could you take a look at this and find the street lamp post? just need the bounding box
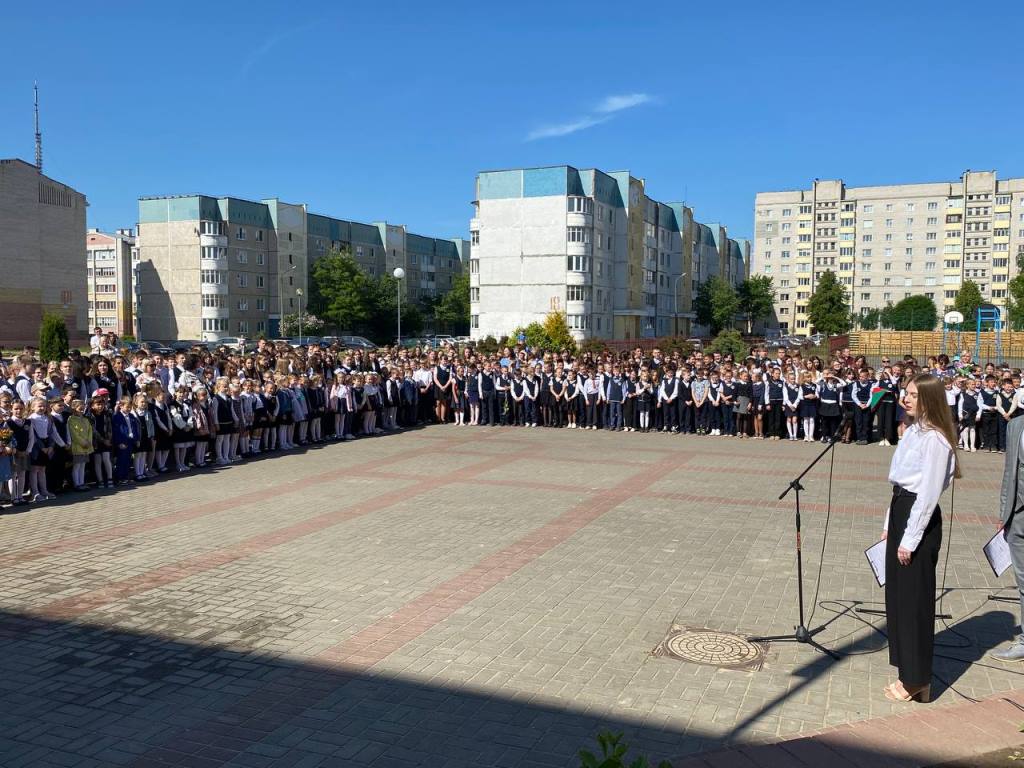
[393,267,405,346]
[673,272,688,336]
[296,288,304,341]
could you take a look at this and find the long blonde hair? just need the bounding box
[909,373,961,479]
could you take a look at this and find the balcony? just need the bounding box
[565,270,591,286]
[200,282,228,295]
[200,233,227,248]
[566,211,592,228]
[201,305,229,319]
[201,257,228,271]
[567,241,591,256]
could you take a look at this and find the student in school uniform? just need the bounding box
[169,387,195,472]
[566,370,583,429]
[26,396,65,501]
[764,367,785,441]
[850,368,875,445]
[510,369,525,426]
[782,371,802,441]
[112,396,140,484]
[605,367,625,431]
[496,367,512,426]
[737,370,753,442]
[692,368,710,436]
[67,399,93,490]
[523,367,539,427]
[678,368,694,435]
[659,368,679,433]
[751,371,765,439]
[958,377,980,452]
[622,369,637,432]
[817,373,842,443]
[798,371,818,443]
[89,394,115,488]
[450,366,466,426]
[706,371,722,436]
[720,370,736,437]
[478,362,496,426]
[876,370,900,446]
[637,370,655,433]
[996,379,1016,452]
[548,368,565,428]
[980,375,1000,452]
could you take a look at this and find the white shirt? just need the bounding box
[886,422,955,551]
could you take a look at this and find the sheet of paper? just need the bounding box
[865,539,886,587]
[983,530,1013,578]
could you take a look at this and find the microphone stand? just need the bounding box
[749,411,851,659]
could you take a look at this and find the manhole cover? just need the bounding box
[653,625,765,671]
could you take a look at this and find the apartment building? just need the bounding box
[136,195,468,341]
[86,228,135,337]
[754,171,1024,332]
[0,158,87,347]
[469,165,748,342]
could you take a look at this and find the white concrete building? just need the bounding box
[469,166,748,342]
[754,171,1024,332]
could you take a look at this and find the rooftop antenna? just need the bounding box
[34,81,42,172]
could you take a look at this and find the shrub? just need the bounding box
[579,338,608,356]
[39,312,69,363]
[706,329,747,361]
[579,731,672,768]
[475,335,500,355]
[659,335,694,358]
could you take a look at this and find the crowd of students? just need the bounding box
[0,335,1013,508]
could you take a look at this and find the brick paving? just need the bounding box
[0,426,1022,767]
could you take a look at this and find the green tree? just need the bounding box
[511,312,577,354]
[884,295,937,331]
[694,276,740,335]
[39,312,69,362]
[1007,272,1024,331]
[858,307,882,330]
[434,273,470,334]
[805,270,851,335]
[737,275,776,334]
[310,249,372,333]
[364,272,423,342]
[954,279,983,326]
[706,329,747,360]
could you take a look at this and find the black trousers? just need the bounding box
[480,391,496,425]
[876,398,897,443]
[765,402,784,437]
[885,486,942,688]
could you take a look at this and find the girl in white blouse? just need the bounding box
[883,373,960,703]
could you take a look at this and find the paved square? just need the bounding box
[1,426,1020,767]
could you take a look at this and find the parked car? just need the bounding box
[140,341,174,356]
[339,335,377,350]
[686,338,703,352]
[286,336,324,347]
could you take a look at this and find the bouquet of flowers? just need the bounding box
[0,427,13,455]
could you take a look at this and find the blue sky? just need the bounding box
[2,1,1023,240]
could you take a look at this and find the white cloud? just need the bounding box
[525,93,653,141]
[526,115,612,141]
[595,93,652,114]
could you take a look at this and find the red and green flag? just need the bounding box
[869,386,888,409]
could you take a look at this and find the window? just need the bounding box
[926,247,937,255]
[237,273,248,287]
[567,285,590,302]
[567,314,589,330]
[470,259,479,274]
[471,314,479,330]
[257,252,264,265]
[256,298,265,311]
[567,227,590,243]
[470,287,480,301]
[927,217,938,226]
[471,230,480,246]
[201,270,222,285]
[885,203,894,212]
[782,208,792,217]
[238,321,249,334]
[201,294,225,308]
[237,250,248,264]
[236,227,246,240]
[862,234,872,242]
[201,246,226,259]
[237,299,248,311]
[928,202,938,211]
[567,255,591,272]
[256,230,263,242]
[925,261,936,271]
[567,197,593,214]
[799,205,811,214]
[781,222,792,231]
[256,276,264,288]
[863,205,873,213]
[202,318,227,332]
[997,195,1011,205]
[906,203,915,211]
[200,221,224,236]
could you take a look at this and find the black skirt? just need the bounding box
[885,486,942,687]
